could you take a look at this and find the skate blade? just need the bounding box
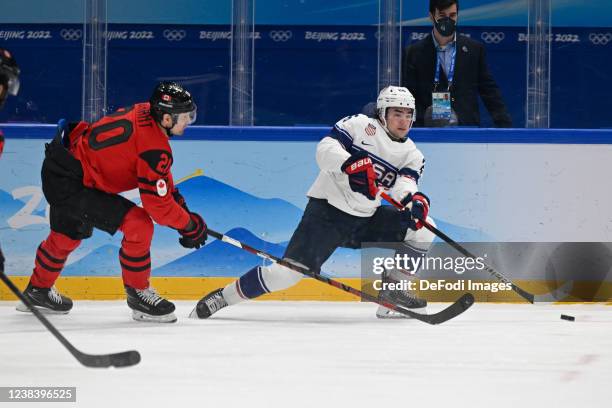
[376,305,427,319]
[131,310,177,323]
[15,302,70,314]
[188,307,199,319]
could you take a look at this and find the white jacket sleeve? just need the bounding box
[316,136,352,173]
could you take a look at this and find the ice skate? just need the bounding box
[16,282,73,314]
[125,285,177,323]
[377,288,428,318]
[376,272,427,319]
[189,288,228,319]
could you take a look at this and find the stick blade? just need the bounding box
[428,292,474,325]
[402,293,475,325]
[76,350,141,368]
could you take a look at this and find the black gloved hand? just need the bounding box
[178,212,207,249]
[400,192,430,230]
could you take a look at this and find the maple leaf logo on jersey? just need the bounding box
[156,179,168,197]
[365,124,377,136]
[162,94,171,102]
[139,150,174,176]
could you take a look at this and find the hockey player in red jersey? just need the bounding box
[18,82,207,323]
[0,48,21,281]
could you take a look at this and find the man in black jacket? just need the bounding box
[401,0,512,127]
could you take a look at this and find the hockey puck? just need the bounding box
[560,314,575,321]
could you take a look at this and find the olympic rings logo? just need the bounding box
[269,30,292,42]
[163,29,186,42]
[60,29,82,41]
[589,33,612,45]
[481,32,505,44]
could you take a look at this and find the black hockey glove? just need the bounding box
[400,192,430,230]
[178,212,207,249]
[341,151,378,200]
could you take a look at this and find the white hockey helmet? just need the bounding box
[376,86,416,139]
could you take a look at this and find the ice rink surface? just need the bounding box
[1,300,610,408]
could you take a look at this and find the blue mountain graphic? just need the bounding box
[176,176,303,243]
[155,227,286,277]
[62,244,121,276]
[2,177,494,278]
[155,227,365,278]
[0,189,24,226]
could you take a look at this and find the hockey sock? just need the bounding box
[223,262,303,305]
[118,206,154,289]
[224,266,270,304]
[31,231,81,288]
[119,248,151,289]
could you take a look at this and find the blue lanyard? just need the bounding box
[434,45,456,88]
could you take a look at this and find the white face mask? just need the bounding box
[174,109,197,126]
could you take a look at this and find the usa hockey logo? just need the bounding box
[365,124,377,136]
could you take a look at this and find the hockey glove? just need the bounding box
[341,151,378,200]
[401,192,430,230]
[178,212,207,249]
[172,188,189,211]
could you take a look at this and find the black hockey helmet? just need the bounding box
[0,48,20,109]
[149,81,196,123]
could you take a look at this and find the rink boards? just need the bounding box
[1,126,611,301]
[1,276,611,303]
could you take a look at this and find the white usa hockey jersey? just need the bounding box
[307,114,425,217]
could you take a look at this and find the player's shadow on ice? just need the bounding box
[2,319,162,335]
[205,316,416,325]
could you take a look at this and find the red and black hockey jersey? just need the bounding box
[70,102,190,230]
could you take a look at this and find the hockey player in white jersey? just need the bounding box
[191,86,436,319]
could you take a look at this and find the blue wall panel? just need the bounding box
[0,24,611,128]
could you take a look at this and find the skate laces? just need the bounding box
[136,287,163,306]
[205,291,227,313]
[49,286,63,304]
[401,287,418,300]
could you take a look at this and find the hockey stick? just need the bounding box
[0,270,141,368]
[380,191,535,303]
[206,228,474,325]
